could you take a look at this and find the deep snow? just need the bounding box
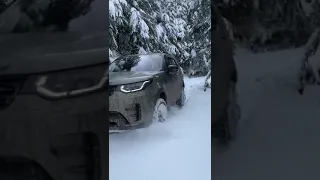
[109,77,211,180]
[213,48,320,180]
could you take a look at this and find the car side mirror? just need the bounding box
[168,65,179,75]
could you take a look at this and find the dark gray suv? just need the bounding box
[0,0,108,180]
[109,53,186,132]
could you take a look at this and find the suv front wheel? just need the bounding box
[152,98,168,123]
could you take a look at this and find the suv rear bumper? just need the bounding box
[109,89,157,131]
[0,92,108,180]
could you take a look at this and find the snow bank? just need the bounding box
[213,39,320,180]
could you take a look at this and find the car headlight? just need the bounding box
[120,80,151,93]
[26,64,108,99]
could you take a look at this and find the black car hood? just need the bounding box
[0,31,107,75]
[109,71,162,85]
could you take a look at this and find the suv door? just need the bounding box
[164,55,182,103]
[170,56,184,96]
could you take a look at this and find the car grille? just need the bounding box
[108,85,117,96]
[0,76,26,109]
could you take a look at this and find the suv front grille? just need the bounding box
[0,76,26,109]
[109,111,129,127]
[108,85,117,96]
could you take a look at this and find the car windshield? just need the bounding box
[109,55,163,72]
[0,0,107,33]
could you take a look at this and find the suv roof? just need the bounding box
[116,53,166,58]
[111,53,173,63]
[0,0,107,33]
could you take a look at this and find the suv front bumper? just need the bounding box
[0,92,108,180]
[109,88,157,131]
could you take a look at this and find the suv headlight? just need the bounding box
[120,80,151,93]
[21,64,108,100]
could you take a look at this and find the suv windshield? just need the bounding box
[0,0,107,33]
[109,55,163,72]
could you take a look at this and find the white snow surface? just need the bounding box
[191,49,196,58]
[109,57,116,63]
[155,24,165,40]
[138,47,147,54]
[109,0,127,20]
[213,48,320,180]
[109,77,211,180]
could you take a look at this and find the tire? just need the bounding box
[176,87,186,107]
[225,81,240,141]
[0,160,52,180]
[152,98,168,123]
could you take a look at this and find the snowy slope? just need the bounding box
[109,77,211,180]
[213,48,320,180]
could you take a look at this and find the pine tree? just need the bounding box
[216,0,320,50]
[108,0,222,76]
[185,0,211,76]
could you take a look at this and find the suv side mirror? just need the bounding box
[168,65,179,75]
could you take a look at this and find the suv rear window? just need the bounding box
[109,55,163,72]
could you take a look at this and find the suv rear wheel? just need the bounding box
[0,158,52,180]
[176,87,186,107]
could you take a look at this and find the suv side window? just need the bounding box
[164,55,177,68]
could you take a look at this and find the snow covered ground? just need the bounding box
[213,48,320,180]
[109,77,211,180]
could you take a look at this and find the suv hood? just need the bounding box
[109,71,162,85]
[0,32,107,75]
